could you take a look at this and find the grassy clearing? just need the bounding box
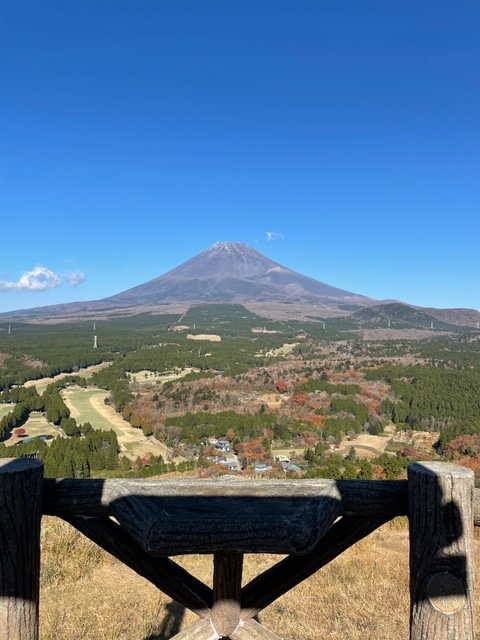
[258,343,298,357]
[271,447,306,459]
[40,516,480,640]
[127,368,195,386]
[24,363,111,394]
[62,388,120,431]
[62,387,184,462]
[0,404,12,420]
[2,411,58,446]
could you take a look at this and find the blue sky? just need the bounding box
[1,1,479,313]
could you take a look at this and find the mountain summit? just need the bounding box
[103,241,375,307]
[3,242,479,327]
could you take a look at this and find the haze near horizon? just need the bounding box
[1,1,479,313]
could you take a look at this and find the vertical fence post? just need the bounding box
[0,458,43,640]
[212,552,243,638]
[409,461,475,640]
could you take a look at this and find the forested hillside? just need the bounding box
[1,306,480,481]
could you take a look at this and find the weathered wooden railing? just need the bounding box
[0,458,477,639]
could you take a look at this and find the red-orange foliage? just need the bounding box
[235,439,266,463]
[364,399,379,414]
[198,464,229,478]
[456,455,480,479]
[444,434,480,458]
[275,379,288,393]
[292,391,309,406]
[371,464,386,480]
[397,446,430,461]
[307,413,324,426]
[13,427,26,437]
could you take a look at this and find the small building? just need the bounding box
[281,461,303,475]
[217,439,231,452]
[253,463,272,473]
[219,458,240,471]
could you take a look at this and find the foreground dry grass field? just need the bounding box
[39,516,480,640]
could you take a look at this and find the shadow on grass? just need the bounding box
[144,600,185,640]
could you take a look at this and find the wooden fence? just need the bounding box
[0,457,477,640]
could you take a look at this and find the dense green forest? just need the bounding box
[1,305,480,481]
[0,428,118,477]
[367,364,480,448]
[0,308,299,389]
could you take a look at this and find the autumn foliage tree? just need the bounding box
[234,439,267,465]
[292,391,309,406]
[444,434,480,458]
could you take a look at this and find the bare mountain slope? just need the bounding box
[417,307,480,328]
[103,241,376,306]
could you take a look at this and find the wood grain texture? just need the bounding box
[409,462,475,640]
[231,618,284,640]
[42,476,410,517]
[169,617,219,640]
[2,459,478,640]
[211,553,243,637]
[42,477,412,556]
[0,458,43,640]
[109,491,343,555]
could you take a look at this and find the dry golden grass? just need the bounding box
[39,517,479,640]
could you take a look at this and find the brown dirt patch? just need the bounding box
[258,393,285,410]
[0,353,10,367]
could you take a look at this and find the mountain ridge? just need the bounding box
[102,241,375,307]
[1,242,479,327]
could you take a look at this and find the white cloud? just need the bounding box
[266,231,284,241]
[64,269,86,287]
[0,265,85,292]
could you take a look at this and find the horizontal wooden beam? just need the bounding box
[42,477,410,555]
[41,477,480,525]
[42,477,410,518]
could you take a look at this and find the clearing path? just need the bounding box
[127,368,195,385]
[24,362,111,394]
[62,387,185,462]
[0,404,13,421]
[336,434,391,460]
